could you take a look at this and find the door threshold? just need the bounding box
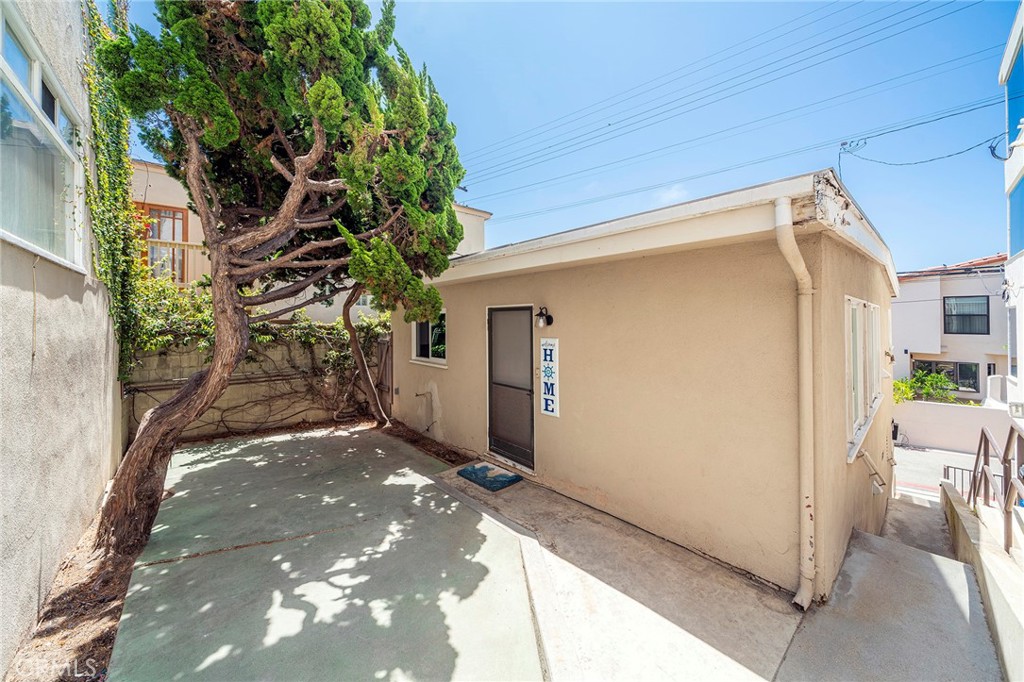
[485,450,536,476]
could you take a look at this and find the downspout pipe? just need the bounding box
[774,197,817,610]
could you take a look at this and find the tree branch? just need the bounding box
[247,286,346,323]
[240,264,341,306]
[225,118,329,253]
[230,256,351,279]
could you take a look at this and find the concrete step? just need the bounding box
[776,530,1001,681]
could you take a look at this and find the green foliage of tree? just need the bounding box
[96,0,462,325]
[94,0,464,553]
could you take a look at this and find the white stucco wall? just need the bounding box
[0,1,121,673]
[893,400,1012,454]
[1005,253,1024,406]
[892,278,941,378]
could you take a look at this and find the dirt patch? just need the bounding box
[385,420,476,467]
[4,515,136,682]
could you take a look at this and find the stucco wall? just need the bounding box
[893,400,1012,454]
[125,341,374,441]
[0,1,121,673]
[394,233,807,591]
[812,235,895,597]
[393,226,895,597]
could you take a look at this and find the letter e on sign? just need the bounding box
[539,338,559,417]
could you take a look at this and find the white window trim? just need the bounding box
[0,4,87,272]
[846,295,883,462]
[411,310,447,367]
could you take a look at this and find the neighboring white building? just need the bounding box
[893,254,1008,402]
[1001,3,1024,411]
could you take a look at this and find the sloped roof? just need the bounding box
[898,253,1006,281]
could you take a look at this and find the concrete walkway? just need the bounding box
[107,427,1003,681]
[437,466,803,680]
[881,492,955,559]
[776,531,1001,682]
[107,427,543,681]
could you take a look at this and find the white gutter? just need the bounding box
[774,196,817,610]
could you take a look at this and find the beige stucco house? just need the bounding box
[0,0,121,672]
[392,169,899,605]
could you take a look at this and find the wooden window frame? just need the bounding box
[136,201,189,284]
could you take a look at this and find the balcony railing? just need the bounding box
[145,239,209,284]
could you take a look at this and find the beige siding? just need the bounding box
[393,228,894,596]
[395,236,806,590]
[812,235,895,596]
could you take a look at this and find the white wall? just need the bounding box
[1005,253,1024,406]
[0,0,121,673]
[893,400,1012,453]
[892,278,941,378]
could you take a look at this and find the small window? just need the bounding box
[988,362,997,377]
[413,313,446,364]
[847,297,882,450]
[40,79,55,122]
[944,296,989,335]
[357,293,372,307]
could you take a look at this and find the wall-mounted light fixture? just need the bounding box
[535,306,554,328]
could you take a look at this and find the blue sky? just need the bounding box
[128,1,1020,271]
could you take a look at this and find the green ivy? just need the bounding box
[83,0,146,380]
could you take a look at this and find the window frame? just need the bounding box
[943,295,990,336]
[137,201,190,284]
[411,310,447,368]
[912,359,982,393]
[846,296,883,461]
[0,6,85,272]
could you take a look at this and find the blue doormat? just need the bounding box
[457,463,523,492]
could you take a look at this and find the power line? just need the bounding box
[466,1,981,187]
[460,0,858,162]
[465,0,890,167]
[468,45,1001,203]
[486,96,1006,225]
[842,133,1005,168]
[468,1,976,184]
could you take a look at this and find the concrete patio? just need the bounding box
[107,427,1002,681]
[107,427,543,681]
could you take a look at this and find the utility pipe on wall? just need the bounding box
[774,197,817,610]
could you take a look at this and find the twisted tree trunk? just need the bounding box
[96,248,249,554]
[342,286,389,426]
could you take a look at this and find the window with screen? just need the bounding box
[944,296,989,335]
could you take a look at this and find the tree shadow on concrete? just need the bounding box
[104,427,527,681]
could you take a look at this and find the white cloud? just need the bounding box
[653,183,689,205]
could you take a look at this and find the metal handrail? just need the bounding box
[968,422,1024,552]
